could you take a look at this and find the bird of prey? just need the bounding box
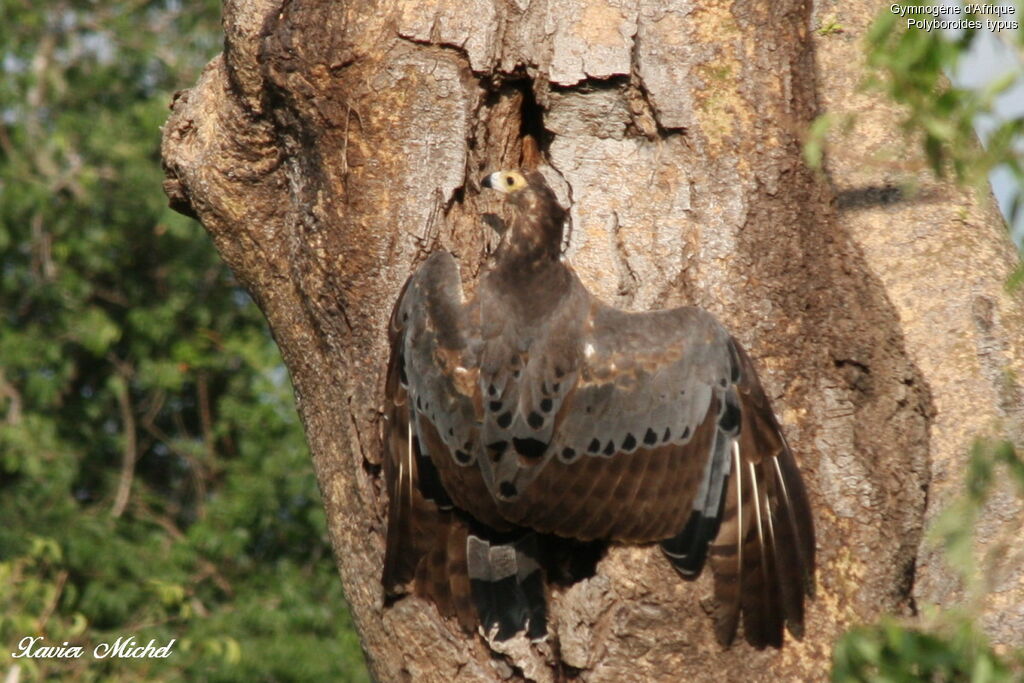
[381,168,815,649]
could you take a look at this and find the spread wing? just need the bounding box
[481,298,738,546]
[470,287,814,647]
[381,252,480,606]
[382,252,545,636]
[383,255,814,646]
[703,340,815,648]
[382,251,495,527]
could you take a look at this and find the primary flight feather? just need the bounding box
[381,169,815,648]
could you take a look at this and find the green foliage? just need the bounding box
[833,615,1013,682]
[865,3,1024,195]
[816,16,846,37]
[807,2,1024,284]
[931,440,1024,585]
[831,440,1024,682]
[808,7,1024,666]
[0,1,368,680]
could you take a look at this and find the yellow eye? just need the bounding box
[485,170,527,194]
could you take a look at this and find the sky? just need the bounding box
[944,6,1024,244]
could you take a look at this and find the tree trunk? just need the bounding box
[160,0,1024,680]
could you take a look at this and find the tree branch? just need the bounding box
[0,371,23,425]
[109,358,137,520]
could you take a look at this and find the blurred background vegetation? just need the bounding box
[865,0,1024,281]
[0,1,369,680]
[828,3,1024,681]
[831,440,1024,681]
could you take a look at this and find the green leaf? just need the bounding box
[69,306,121,355]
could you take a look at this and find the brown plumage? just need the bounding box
[382,169,815,647]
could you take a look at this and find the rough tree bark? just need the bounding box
[161,0,1024,680]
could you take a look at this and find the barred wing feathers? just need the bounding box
[382,251,814,646]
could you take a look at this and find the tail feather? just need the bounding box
[466,530,548,641]
[708,442,745,645]
[774,438,816,595]
[765,453,808,636]
[696,433,814,649]
[739,458,784,648]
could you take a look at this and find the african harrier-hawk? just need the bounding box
[382,169,815,648]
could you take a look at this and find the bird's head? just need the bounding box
[481,169,565,263]
[482,169,528,191]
